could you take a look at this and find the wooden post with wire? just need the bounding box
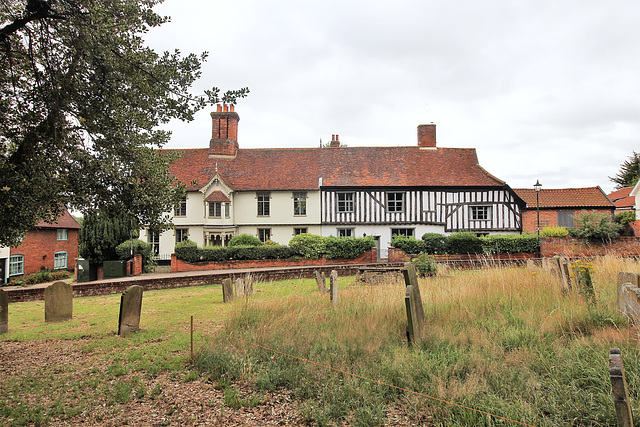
[190,315,194,360]
[403,262,425,346]
[609,348,634,427]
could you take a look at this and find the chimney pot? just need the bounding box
[217,104,222,112]
[330,134,340,148]
[223,104,229,112]
[230,104,235,112]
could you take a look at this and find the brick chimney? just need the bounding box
[209,104,240,157]
[330,134,340,148]
[417,123,436,148]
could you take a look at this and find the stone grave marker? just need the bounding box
[244,273,254,295]
[44,281,73,322]
[617,272,640,323]
[118,285,143,336]
[235,278,245,297]
[552,256,572,293]
[222,278,234,303]
[403,262,425,345]
[315,271,327,294]
[329,270,338,306]
[0,288,7,334]
[609,348,634,427]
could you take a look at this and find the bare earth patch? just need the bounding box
[0,339,431,426]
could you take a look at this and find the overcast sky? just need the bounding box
[145,0,640,194]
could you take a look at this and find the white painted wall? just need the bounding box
[234,190,321,226]
[0,246,9,284]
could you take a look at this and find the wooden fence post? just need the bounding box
[609,348,634,427]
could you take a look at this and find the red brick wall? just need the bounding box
[388,247,411,263]
[540,237,640,257]
[522,209,614,234]
[10,228,79,276]
[171,248,377,273]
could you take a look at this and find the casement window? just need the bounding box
[208,202,222,218]
[175,196,187,217]
[56,229,68,241]
[294,228,307,236]
[225,202,231,218]
[258,228,271,243]
[9,255,23,276]
[257,192,270,216]
[147,230,160,256]
[470,205,491,221]
[557,211,575,228]
[337,228,354,238]
[175,228,189,243]
[293,192,307,216]
[391,228,414,238]
[54,252,67,270]
[337,192,354,213]
[387,192,404,212]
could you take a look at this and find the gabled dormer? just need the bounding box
[201,173,234,221]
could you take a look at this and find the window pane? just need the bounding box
[558,211,575,228]
[471,206,490,221]
[387,192,404,212]
[9,255,23,276]
[258,228,271,243]
[175,197,187,216]
[294,192,307,216]
[57,229,68,241]
[258,193,270,216]
[54,252,67,269]
[337,193,354,213]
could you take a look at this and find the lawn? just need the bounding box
[2,257,640,426]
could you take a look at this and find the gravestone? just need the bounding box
[315,271,327,294]
[617,272,640,323]
[0,288,7,334]
[44,281,73,322]
[552,256,572,293]
[117,285,143,336]
[244,273,254,295]
[235,278,245,297]
[329,270,338,306]
[403,262,425,345]
[609,348,634,427]
[222,278,234,303]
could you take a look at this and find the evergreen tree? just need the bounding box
[610,151,640,189]
[79,210,139,263]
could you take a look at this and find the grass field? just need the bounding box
[2,257,640,426]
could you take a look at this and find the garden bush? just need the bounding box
[228,234,262,247]
[446,232,482,254]
[116,239,155,273]
[288,233,326,258]
[573,211,622,242]
[540,227,569,237]
[480,234,539,254]
[421,233,447,254]
[411,254,438,276]
[391,235,426,255]
[324,236,375,259]
[176,244,294,263]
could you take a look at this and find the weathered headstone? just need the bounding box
[609,348,634,427]
[552,256,572,293]
[117,285,143,336]
[0,288,7,334]
[315,271,327,294]
[617,272,640,323]
[403,262,425,345]
[329,270,338,306]
[235,278,245,297]
[222,278,234,303]
[44,281,73,322]
[244,273,254,295]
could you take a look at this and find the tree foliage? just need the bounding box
[610,151,640,189]
[78,210,138,263]
[0,0,248,246]
[572,211,622,242]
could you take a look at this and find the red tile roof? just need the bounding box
[513,187,614,209]
[36,210,81,229]
[163,146,507,191]
[607,187,635,209]
[205,190,231,203]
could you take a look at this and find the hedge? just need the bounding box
[175,244,294,263]
[392,233,540,255]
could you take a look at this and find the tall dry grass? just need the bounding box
[196,257,640,426]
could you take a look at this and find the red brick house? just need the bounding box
[513,187,615,233]
[5,210,81,281]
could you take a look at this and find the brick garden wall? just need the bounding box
[171,248,378,273]
[540,237,640,257]
[522,208,614,234]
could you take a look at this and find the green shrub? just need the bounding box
[421,233,447,254]
[540,226,569,237]
[116,239,155,273]
[324,236,375,259]
[228,234,262,247]
[573,211,622,242]
[480,234,539,254]
[411,254,438,276]
[446,232,482,254]
[390,235,426,255]
[615,211,637,236]
[174,239,199,262]
[289,233,326,258]
[175,245,294,263]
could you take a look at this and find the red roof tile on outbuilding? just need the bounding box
[513,187,614,209]
[36,210,81,229]
[607,187,635,209]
